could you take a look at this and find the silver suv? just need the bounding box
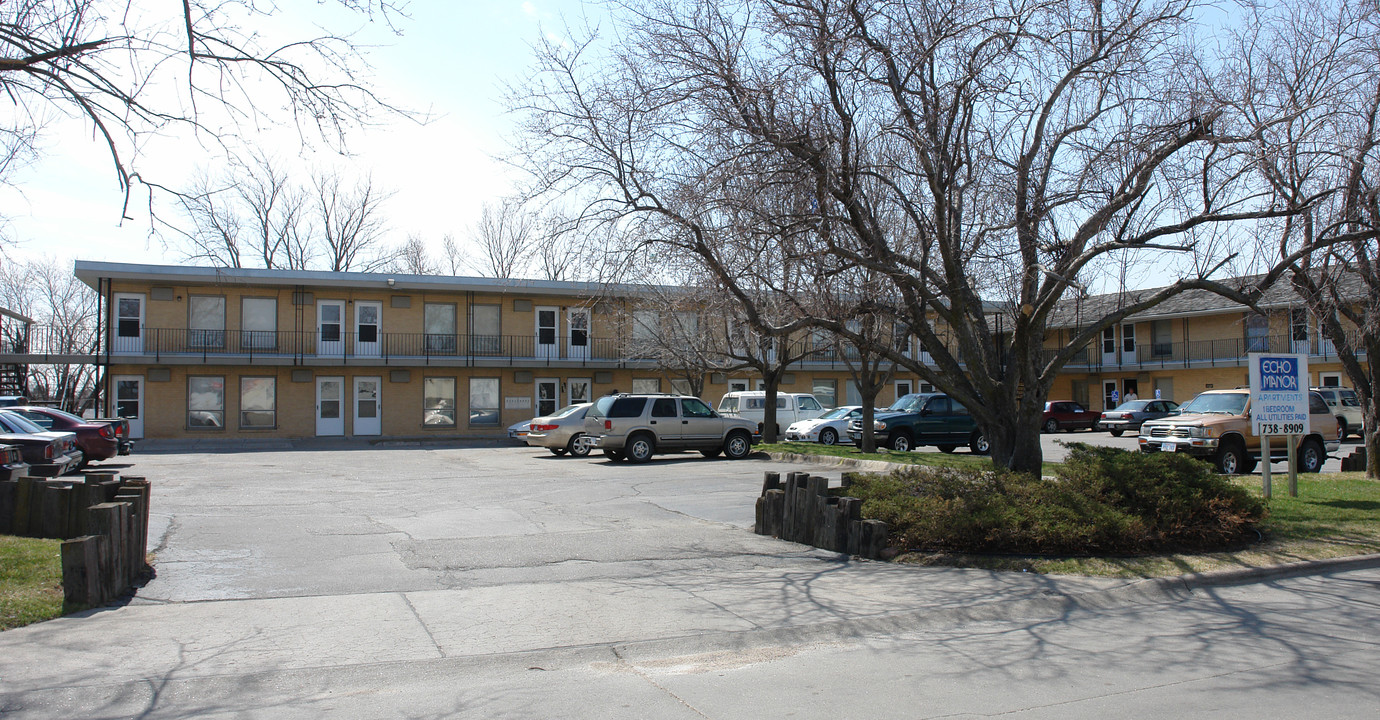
[576,393,758,463]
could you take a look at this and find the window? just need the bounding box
[682,398,715,417]
[1151,319,1173,358]
[471,304,501,354]
[425,303,457,354]
[189,296,225,348]
[188,376,225,428]
[652,398,678,417]
[926,397,952,414]
[423,378,456,427]
[240,377,276,428]
[670,378,693,396]
[673,311,698,346]
[631,377,661,394]
[1245,313,1270,352]
[241,297,277,350]
[607,397,648,417]
[469,377,500,425]
[798,395,822,411]
[813,379,837,408]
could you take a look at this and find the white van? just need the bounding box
[716,391,827,435]
[1311,386,1364,439]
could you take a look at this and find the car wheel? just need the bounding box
[1296,438,1325,473]
[1042,419,1059,433]
[1241,455,1259,475]
[969,431,990,455]
[1109,429,1124,437]
[819,428,839,446]
[625,434,656,463]
[889,432,913,452]
[724,431,752,459]
[604,449,625,462]
[567,433,590,457]
[1213,441,1247,474]
[936,444,956,454]
[700,447,722,458]
[1337,418,1348,440]
[549,447,567,456]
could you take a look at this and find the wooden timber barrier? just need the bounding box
[0,473,151,608]
[754,471,889,559]
[1341,447,1368,472]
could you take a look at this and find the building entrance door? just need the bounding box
[354,377,381,435]
[316,376,345,436]
[113,375,144,438]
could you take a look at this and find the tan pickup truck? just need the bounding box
[1138,388,1340,474]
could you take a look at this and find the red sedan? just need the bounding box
[1041,401,1101,433]
[5,406,120,467]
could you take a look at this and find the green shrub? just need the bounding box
[845,445,1267,555]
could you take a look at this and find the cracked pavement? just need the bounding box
[1,442,1377,718]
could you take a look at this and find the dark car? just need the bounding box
[847,393,988,454]
[0,410,82,477]
[6,406,122,465]
[1040,401,1100,433]
[1098,399,1180,437]
[0,444,29,480]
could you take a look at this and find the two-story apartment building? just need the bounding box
[74,261,1368,440]
[75,261,931,440]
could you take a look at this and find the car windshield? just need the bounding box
[0,411,47,434]
[818,407,852,420]
[1114,400,1151,411]
[887,394,926,412]
[1178,393,1248,415]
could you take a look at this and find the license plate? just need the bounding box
[1160,441,1176,451]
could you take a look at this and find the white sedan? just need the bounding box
[784,405,869,446]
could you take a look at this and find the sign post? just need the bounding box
[1249,352,1309,498]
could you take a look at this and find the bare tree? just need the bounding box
[0,0,412,224]
[314,172,398,272]
[511,0,1327,473]
[459,199,540,278]
[0,257,99,412]
[391,234,439,275]
[171,153,311,269]
[1236,0,1380,477]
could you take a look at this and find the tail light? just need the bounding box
[532,424,558,432]
[99,425,115,439]
[605,420,613,430]
[44,443,54,460]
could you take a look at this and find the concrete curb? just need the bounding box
[765,451,910,473]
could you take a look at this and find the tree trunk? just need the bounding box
[762,372,781,443]
[858,387,882,453]
[982,393,1046,475]
[1365,405,1379,480]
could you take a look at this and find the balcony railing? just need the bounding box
[108,328,624,365]
[1054,333,1360,370]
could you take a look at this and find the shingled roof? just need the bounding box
[1046,271,1369,329]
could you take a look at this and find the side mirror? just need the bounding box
[919,408,932,416]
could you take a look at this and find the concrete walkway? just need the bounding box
[2,444,1376,718]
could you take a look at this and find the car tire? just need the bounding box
[567,433,590,457]
[724,431,752,459]
[1109,429,1124,437]
[604,449,625,462]
[1213,441,1247,474]
[969,431,990,455]
[889,432,913,452]
[936,444,956,454]
[1241,455,1259,474]
[1337,418,1348,440]
[1042,419,1059,433]
[819,428,838,446]
[1296,438,1325,474]
[625,434,656,463]
[549,447,567,456]
[700,447,722,458]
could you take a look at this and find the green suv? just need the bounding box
[847,393,989,454]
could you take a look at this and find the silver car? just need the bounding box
[525,403,593,456]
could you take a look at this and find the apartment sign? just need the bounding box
[1248,352,1310,436]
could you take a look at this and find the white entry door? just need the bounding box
[354,377,381,436]
[536,378,559,417]
[1121,323,1137,364]
[568,377,592,406]
[316,376,345,436]
[567,308,590,360]
[355,301,382,357]
[1101,326,1117,367]
[113,293,144,354]
[318,300,345,357]
[113,375,144,439]
[535,306,558,359]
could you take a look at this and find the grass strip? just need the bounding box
[0,535,64,631]
[760,441,1063,475]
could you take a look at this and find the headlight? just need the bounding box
[1185,426,1212,438]
[874,421,887,431]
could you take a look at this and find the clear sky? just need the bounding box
[0,1,598,269]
